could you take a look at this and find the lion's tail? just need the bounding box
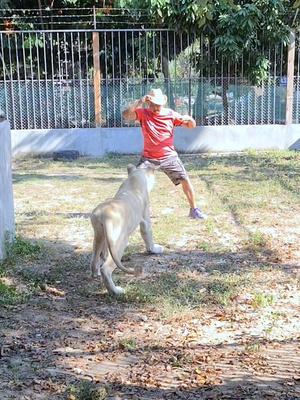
[104,220,137,276]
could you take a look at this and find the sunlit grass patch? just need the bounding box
[205,272,251,306]
[251,291,275,308]
[121,272,205,310]
[119,267,253,314]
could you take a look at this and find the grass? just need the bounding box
[1,150,300,399]
[66,381,108,400]
[3,149,300,314]
[251,291,275,308]
[3,233,44,262]
[0,234,47,304]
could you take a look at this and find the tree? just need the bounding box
[119,0,299,122]
[206,0,292,122]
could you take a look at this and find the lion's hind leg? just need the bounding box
[101,235,129,295]
[101,260,124,295]
[90,221,106,278]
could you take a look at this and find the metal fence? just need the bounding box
[0,29,299,130]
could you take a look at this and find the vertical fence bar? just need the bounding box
[166,31,170,99]
[64,32,70,127]
[8,35,17,128]
[104,31,109,126]
[138,31,142,87]
[241,50,245,125]
[84,32,91,127]
[273,45,277,124]
[295,33,300,123]
[286,30,295,125]
[36,31,43,129]
[43,32,50,128]
[50,32,56,128]
[14,33,22,129]
[124,30,128,94]
[70,32,76,126]
[111,31,115,127]
[77,32,84,126]
[0,33,8,119]
[57,32,63,127]
[131,31,135,97]
[267,46,271,124]
[152,32,156,86]
[93,30,101,127]
[118,30,122,126]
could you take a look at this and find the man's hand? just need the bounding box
[182,115,193,121]
[181,115,196,128]
[141,95,151,103]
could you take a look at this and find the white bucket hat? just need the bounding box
[148,88,167,106]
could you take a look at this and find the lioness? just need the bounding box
[90,163,163,294]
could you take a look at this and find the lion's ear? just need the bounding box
[127,164,136,175]
[143,161,159,171]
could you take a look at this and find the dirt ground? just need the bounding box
[1,154,300,399]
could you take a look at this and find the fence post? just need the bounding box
[285,30,295,125]
[93,31,102,127]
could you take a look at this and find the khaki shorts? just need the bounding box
[136,155,189,186]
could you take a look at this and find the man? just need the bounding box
[122,88,206,219]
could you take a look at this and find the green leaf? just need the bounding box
[292,0,300,8]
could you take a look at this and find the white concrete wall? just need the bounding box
[11,124,300,157]
[0,119,15,259]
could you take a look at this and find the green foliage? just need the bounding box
[250,230,267,246]
[0,279,20,305]
[251,291,275,308]
[0,0,10,11]
[3,234,43,263]
[23,34,44,49]
[206,273,248,306]
[0,235,46,304]
[118,337,137,351]
[124,272,205,310]
[118,0,293,107]
[66,381,108,400]
[293,0,300,8]
[212,0,290,83]
[121,269,250,312]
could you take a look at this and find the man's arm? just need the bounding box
[122,95,150,120]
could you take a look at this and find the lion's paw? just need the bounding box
[152,244,164,254]
[114,286,125,294]
[91,269,102,279]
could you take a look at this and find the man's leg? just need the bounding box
[147,155,207,219]
[181,177,196,209]
[181,177,207,219]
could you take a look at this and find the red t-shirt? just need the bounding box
[135,107,184,159]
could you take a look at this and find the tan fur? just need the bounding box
[90,163,163,294]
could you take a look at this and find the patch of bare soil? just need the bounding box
[1,243,300,400]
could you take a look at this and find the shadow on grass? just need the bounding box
[12,172,126,185]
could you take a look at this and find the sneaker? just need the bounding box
[189,207,207,219]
